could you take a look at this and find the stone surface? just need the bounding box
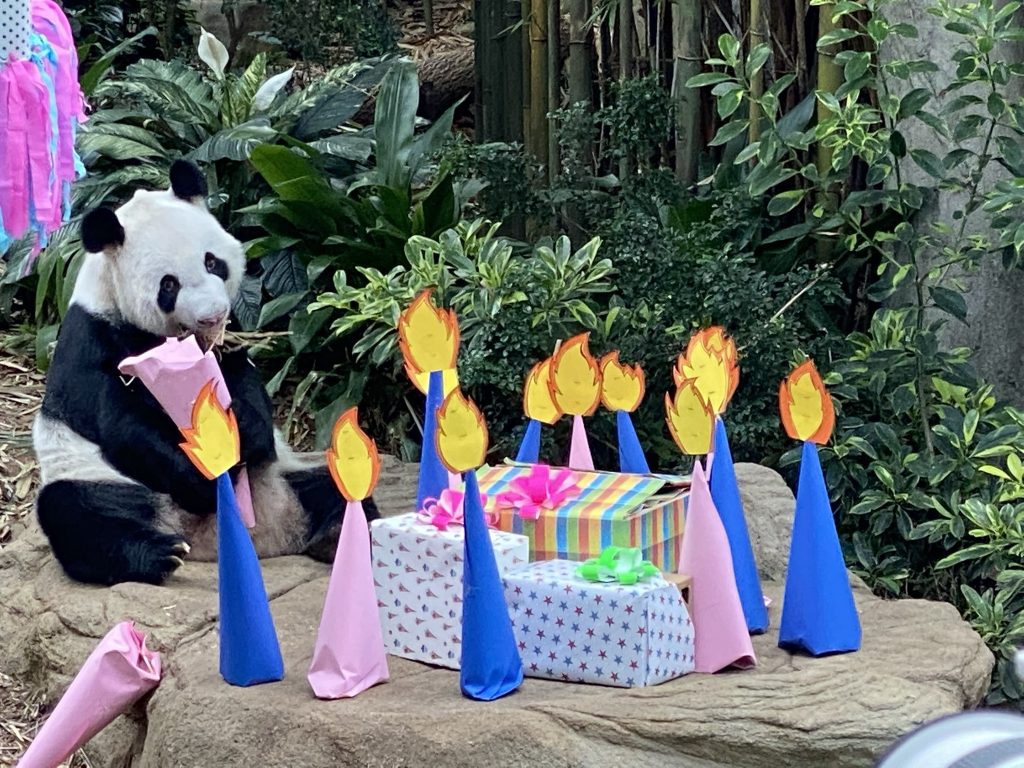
[735,462,794,581]
[0,462,993,768]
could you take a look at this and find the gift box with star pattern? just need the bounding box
[370,513,529,669]
[501,559,695,687]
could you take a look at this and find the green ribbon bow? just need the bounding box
[576,546,660,586]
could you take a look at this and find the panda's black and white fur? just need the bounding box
[33,160,376,586]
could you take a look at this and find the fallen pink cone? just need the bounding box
[308,500,390,698]
[119,336,256,528]
[568,414,595,470]
[16,621,162,768]
[679,461,756,673]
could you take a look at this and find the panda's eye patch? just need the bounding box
[204,252,228,281]
[157,274,180,313]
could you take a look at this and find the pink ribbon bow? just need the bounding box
[495,464,581,521]
[417,488,496,530]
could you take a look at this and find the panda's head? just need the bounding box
[77,160,244,347]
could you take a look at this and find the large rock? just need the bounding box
[0,462,994,768]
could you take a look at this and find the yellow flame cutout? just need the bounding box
[398,289,460,396]
[779,360,835,444]
[665,380,716,456]
[435,388,489,473]
[600,351,645,412]
[523,358,562,425]
[549,333,603,416]
[326,407,381,501]
[673,326,739,415]
[179,380,240,480]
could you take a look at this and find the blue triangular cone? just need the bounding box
[616,410,650,474]
[778,442,861,655]
[460,470,524,700]
[514,419,542,463]
[216,473,284,686]
[708,417,768,633]
[416,370,449,510]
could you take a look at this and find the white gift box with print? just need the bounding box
[370,512,529,669]
[502,559,695,687]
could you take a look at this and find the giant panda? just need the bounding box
[32,160,377,586]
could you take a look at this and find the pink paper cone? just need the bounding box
[118,336,256,528]
[568,414,594,471]
[448,470,462,490]
[308,500,390,699]
[16,622,162,768]
[679,461,756,673]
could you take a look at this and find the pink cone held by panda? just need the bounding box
[678,461,756,673]
[307,408,389,699]
[15,622,162,768]
[118,336,256,528]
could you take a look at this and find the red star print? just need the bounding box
[629,660,639,670]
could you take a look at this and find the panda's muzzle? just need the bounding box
[192,311,228,351]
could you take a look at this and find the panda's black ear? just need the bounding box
[81,208,125,253]
[169,160,208,204]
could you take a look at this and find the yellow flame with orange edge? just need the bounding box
[435,389,489,473]
[548,333,602,416]
[179,380,239,480]
[326,407,381,501]
[665,379,716,456]
[398,289,460,396]
[600,351,645,412]
[673,326,739,415]
[523,358,562,425]
[779,360,835,444]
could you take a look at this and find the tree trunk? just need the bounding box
[671,0,700,184]
[547,0,561,181]
[529,0,549,167]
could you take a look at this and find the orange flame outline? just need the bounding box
[665,379,716,456]
[179,380,240,480]
[548,333,603,416]
[779,359,835,444]
[435,388,489,473]
[672,326,740,415]
[600,351,645,412]
[523,358,562,425]
[326,406,381,501]
[397,289,461,395]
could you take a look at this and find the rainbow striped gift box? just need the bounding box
[477,464,689,571]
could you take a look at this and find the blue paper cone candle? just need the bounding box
[708,417,768,633]
[600,352,650,473]
[178,381,283,686]
[515,357,562,463]
[416,370,450,509]
[434,387,523,701]
[778,361,860,656]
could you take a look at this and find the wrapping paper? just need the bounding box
[370,512,529,669]
[778,442,861,655]
[459,470,524,700]
[16,622,161,768]
[503,560,695,687]
[480,464,687,570]
[308,500,389,698]
[708,417,768,633]
[679,461,756,673]
[118,336,256,528]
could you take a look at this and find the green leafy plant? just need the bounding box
[263,0,398,63]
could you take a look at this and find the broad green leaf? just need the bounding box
[929,285,968,321]
[373,59,420,190]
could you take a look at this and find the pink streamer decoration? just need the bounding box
[417,488,496,530]
[495,464,581,521]
[16,622,162,768]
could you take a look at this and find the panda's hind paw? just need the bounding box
[123,532,190,585]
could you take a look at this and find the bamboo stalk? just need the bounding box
[567,0,592,108]
[794,0,808,93]
[504,0,525,141]
[474,0,486,138]
[522,0,532,147]
[671,0,701,184]
[816,3,841,185]
[547,0,561,182]
[748,0,764,145]
[530,0,549,167]
[425,0,435,36]
[618,0,634,181]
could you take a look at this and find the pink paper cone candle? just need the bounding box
[568,414,595,471]
[16,622,161,768]
[118,335,256,528]
[308,408,389,699]
[678,461,756,673]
